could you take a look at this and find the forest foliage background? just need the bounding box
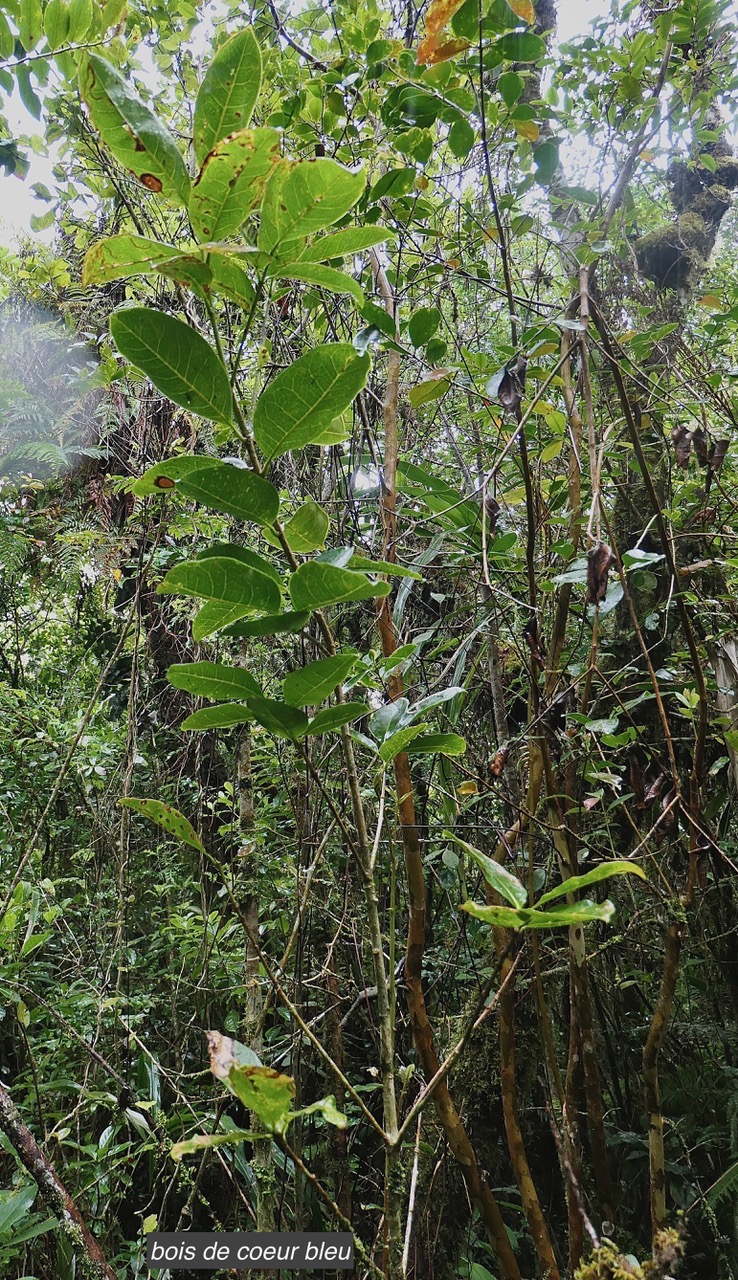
[1,0,738,1277]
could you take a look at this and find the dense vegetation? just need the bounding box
[1,0,738,1277]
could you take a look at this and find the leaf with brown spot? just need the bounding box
[120,797,204,852]
[586,541,615,605]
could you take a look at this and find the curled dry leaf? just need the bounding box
[489,744,510,778]
[586,541,616,605]
[498,354,528,414]
[642,767,666,808]
[416,0,466,64]
[207,1030,236,1079]
[672,425,692,467]
[710,439,729,472]
[691,427,708,467]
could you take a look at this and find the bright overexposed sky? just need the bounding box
[0,0,613,249]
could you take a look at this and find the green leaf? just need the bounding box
[447,834,527,908]
[290,562,391,611]
[350,555,423,580]
[408,372,453,407]
[171,1129,261,1161]
[194,28,263,165]
[44,0,70,50]
[283,654,358,707]
[80,54,190,205]
[82,235,182,286]
[533,139,560,184]
[498,70,523,108]
[132,455,220,496]
[159,557,281,612]
[448,117,474,158]
[67,0,92,39]
[280,500,330,553]
[535,861,647,908]
[495,31,546,61]
[406,732,467,756]
[196,543,281,584]
[408,306,441,348]
[190,127,281,241]
[275,262,364,306]
[180,705,253,731]
[299,226,394,262]
[462,898,616,929]
[168,661,262,702]
[225,1065,296,1134]
[206,255,256,308]
[222,611,310,638]
[292,1094,347,1129]
[253,344,370,461]
[307,702,369,735]
[111,309,233,425]
[175,460,279,524]
[19,0,43,50]
[246,697,309,741]
[192,601,255,642]
[379,723,429,762]
[119,798,204,853]
[259,159,366,255]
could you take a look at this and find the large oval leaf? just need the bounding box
[111,308,233,425]
[307,702,369,735]
[119,798,204,853]
[274,262,364,306]
[176,460,279,525]
[259,159,366,255]
[80,54,190,205]
[290,562,391,611]
[406,732,467,756]
[253,344,370,461]
[159,556,281,612]
[168,661,261,702]
[194,28,263,165]
[222,611,310,638]
[298,226,395,263]
[245,697,309,741]
[283,653,358,707]
[180,705,253,731]
[190,127,281,241]
[132,455,220,496]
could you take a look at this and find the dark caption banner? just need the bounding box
[147,1232,354,1271]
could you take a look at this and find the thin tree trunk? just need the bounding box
[642,920,683,1238]
[0,1081,117,1280]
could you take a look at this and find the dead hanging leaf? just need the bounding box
[642,768,666,808]
[654,787,678,843]
[710,439,729,472]
[629,753,645,807]
[691,427,708,466]
[416,0,467,64]
[207,1030,238,1080]
[489,744,510,778]
[583,796,600,812]
[522,614,545,669]
[586,541,616,605]
[671,425,692,467]
[694,841,711,891]
[487,355,528,414]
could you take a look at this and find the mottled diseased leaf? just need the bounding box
[171,1129,261,1161]
[80,54,190,205]
[448,833,527,908]
[194,29,263,165]
[223,1065,294,1131]
[586,541,616,606]
[283,653,358,707]
[190,127,281,241]
[119,797,204,853]
[536,860,647,908]
[82,235,182,286]
[132,455,220,497]
[462,897,616,929]
[111,309,233,425]
[259,159,366,256]
[206,1030,261,1077]
[167,661,262,702]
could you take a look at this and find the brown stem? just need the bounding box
[642,919,684,1239]
[0,1082,117,1280]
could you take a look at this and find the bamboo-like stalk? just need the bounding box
[370,253,522,1280]
[642,920,684,1235]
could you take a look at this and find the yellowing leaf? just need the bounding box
[697,294,722,310]
[506,0,535,21]
[457,780,478,795]
[416,0,467,64]
[515,120,540,142]
[421,37,471,64]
